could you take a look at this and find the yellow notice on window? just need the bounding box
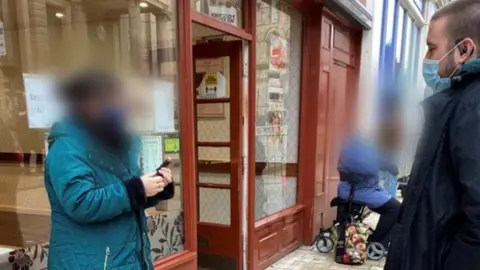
[164,137,180,153]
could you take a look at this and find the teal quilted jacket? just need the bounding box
[44,119,172,270]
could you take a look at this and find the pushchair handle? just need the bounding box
[347,182,356,223]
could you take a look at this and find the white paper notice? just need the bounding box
[153,80,175,133]
[198,72,226,98]
[140,135,163,174]
[23,73,61,129]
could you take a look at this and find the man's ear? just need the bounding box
[459,38,475,64]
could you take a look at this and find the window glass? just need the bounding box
[396,11,411,86]
[0,0,183,267]
[255,0,302,221]
[384,0,396,44]
[411,23,421,86]
[379,0,398,89]
[192,0,243,28]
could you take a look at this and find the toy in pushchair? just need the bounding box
[313,186,387,261]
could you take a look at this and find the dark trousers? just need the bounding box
[369,198,401,247]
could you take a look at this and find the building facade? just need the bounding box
[0,0,374,269]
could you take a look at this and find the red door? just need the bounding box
[317,15,361,228]
[193,40,243,270]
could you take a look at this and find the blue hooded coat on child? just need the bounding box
[337,136,392,209]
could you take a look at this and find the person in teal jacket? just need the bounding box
[44,69,174,270]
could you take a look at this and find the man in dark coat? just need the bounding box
[385,1,480,270]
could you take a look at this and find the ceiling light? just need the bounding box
[139,2,148,8]
[55,12,64,18]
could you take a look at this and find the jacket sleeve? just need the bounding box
[446,109,480,268]
[146,182,175,208]
[47,144,140,224]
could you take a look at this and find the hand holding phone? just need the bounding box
[156,157,173,185]
[156,157,172,173]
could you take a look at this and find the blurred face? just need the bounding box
[77,87,126,124]
[425,16,476,77]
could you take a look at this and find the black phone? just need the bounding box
[155,157,172,175]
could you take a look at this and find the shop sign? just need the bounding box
[209,5,238,26]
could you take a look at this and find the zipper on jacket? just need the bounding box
[103,247,110,270]
[142,232,149,269]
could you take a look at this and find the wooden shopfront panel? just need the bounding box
[317,13,362,230]
[250,1,305,269]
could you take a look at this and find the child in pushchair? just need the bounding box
[314,135,401,261]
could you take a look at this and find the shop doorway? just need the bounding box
[192,39,244,270]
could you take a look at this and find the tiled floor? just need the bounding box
[267,212,385,270]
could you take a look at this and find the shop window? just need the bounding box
[0,0,183,267]
[255,0,302,221]
[192,0,243,28]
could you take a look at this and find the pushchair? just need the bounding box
[313,183,387,261]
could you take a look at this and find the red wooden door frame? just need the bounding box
[320,11,362,229]
[193,40,243,270]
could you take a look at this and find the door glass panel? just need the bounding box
[195,56,231,99]
[198,146,230,162]
[199,187,231,225]
[191,0,243,28]
[198,146,231,185]
[197,103,230,142]
[199,172,231,185]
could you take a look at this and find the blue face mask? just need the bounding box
[422,59,452,93]
[422,42,463,93]
[100,107,127,132]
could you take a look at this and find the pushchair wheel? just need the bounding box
[367,242,386,261]
[316,236,334,253]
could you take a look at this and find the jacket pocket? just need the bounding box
[443,237,480,270]
[107,242,138,269]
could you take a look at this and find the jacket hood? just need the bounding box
[337,135,380,177]
[48,119,82,148]
[460,56,480,74]
[451,57,480,88]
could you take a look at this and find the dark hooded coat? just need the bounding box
[385,58,480,270]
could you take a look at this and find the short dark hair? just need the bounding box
[431,0,480,47]
[58,69,121,104]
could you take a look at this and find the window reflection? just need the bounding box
[255,0,302,221]
[192,0,243,28]
[0,0,183,266]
